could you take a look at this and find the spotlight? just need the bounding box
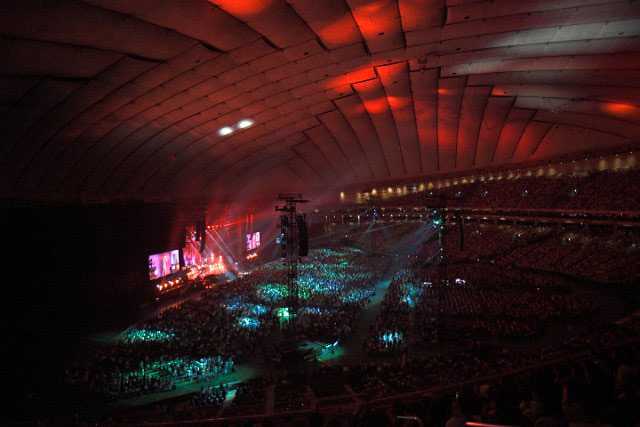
[218,126,234,136]
[237,119,254,129]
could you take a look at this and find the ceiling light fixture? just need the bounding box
[237,119,254,129]
[217,118,254,137]
[218,126,234,136]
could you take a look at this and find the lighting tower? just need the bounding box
[428,207,447,285]
[431,208,445,254]
[275,193,309,319]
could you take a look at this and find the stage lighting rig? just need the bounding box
[431,209,444,229]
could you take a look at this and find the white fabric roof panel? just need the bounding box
[399,0,445,31]
[305,125,354,182]
[335,94,391,179]
[512,120,553,162]
[468,70,640,87]
[474,96,514,167]
[84,0,261,51]
[456,85,491,170]
[446,0,617,25]
[1,38,122,78]
[209,0,316,48]
[1,0,196,60]
[534,110,640,140]
[410,68,440,173]
[532,124,627,160]
[1,79,80,164]
[14,57,160,192]
[353,78,407,176]
[0,0,638,201]
[319,110,374,181]
[377,62,422,176]
[286,0,364,49]
[294,140,337,183]
[493,108,535,164]
[437,76,466,171]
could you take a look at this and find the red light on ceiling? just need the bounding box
[603,103,636,115]
[351,1,386,15]
[387,95,409,109]
[349,0,398,38]
[362,97,388,114]
[316,14,362,47]
[209,0,272,17]
[323,66,375,90]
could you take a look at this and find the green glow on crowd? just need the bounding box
[380,331,403,347]
[248,303,269,316]
[126,356,233,380]
[340,288,371,303]
[300,306,334,315]
[275,307,292,320]
[257,283,289,302]
[401,283,424,308]
[225,297,269,317]
[225,388,237,401]
[297,285,311,300]
[257,282,312,302]
[83,245,388,400]
[298,274,344,295]
[122,328,175,344]
[299,341,344,363]
[237,316,260,329]
[224,297,245,311]
[316,342,344,363]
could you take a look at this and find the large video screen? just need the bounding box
[148,249,180,280]
[246,232,261,251]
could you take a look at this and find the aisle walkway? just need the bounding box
[340,273,392,363]
[340,223,436,364]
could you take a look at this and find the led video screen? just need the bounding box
[148,249,180,280]
[246,232,260,251]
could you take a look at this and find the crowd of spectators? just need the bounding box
[222,378,268,417]
[61,215,640,426]
[365,260,598,357]
[368,168,640,212]
[65,247,388,400]
[441,224,554,263]
[408,221,640,284]
[274,382,311,413]
[104,313,639,426]
[496,227,640,282]
[192,384,227,409]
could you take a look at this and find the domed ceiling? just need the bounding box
[1,0,639,202]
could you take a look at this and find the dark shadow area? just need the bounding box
[1,200,184,421]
